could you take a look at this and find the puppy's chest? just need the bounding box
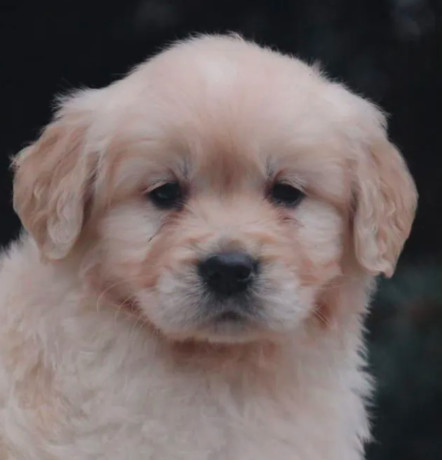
[0,304,364,460]
[57,361,298,459]
[48,349,352,460]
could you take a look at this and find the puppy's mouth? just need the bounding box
[201,295,259,325]
[197,298,263,339]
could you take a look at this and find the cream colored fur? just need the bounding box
[0,35,417,459]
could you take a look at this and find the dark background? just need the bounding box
[1,1,441,458]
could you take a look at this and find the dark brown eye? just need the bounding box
[269,183,304,207]
[149,182,184,209]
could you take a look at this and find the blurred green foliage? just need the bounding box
[367,265,442,459]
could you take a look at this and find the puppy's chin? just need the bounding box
[166,325,275,346]
[180,316,274,345]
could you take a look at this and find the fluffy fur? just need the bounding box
[0,35,417,459]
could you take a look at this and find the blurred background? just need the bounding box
[1,0,441,458]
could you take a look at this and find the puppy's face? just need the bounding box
[13,36,417,344]
[99,122,346,343]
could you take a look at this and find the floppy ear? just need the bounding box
[13,95,97,260]
[352,134,417,278]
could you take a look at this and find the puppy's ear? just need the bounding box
[13,92,98,260]
[352,133,417,278]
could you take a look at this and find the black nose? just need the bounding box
[198,251,258,297]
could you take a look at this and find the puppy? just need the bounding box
[0,35,417,459]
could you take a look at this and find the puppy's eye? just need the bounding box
[149,182,184,209]
[269,183,304,207]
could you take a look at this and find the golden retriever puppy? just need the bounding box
[0,35,417,459]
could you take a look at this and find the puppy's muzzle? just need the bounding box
[198,251,258,298]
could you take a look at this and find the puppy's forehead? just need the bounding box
[126,37,328,127]
[106,37,356,203]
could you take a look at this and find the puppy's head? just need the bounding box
[13,35,417,344]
